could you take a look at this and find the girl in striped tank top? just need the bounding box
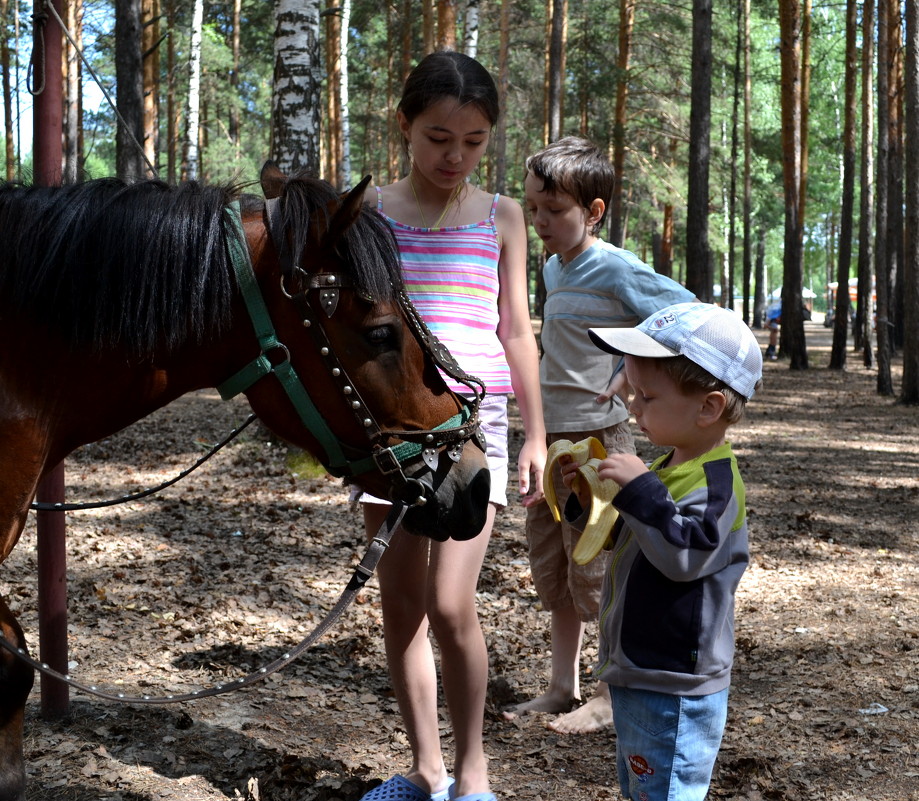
[357,52,546,801]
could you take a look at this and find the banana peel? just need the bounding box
[544,437,620,565]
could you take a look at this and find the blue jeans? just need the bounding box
[610,686,728,801]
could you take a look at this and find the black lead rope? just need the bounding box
[0,502,408,705]
[29,415,258,512]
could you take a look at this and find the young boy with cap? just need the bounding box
[559,302,763,801]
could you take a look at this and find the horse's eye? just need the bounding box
[366,325,397,347]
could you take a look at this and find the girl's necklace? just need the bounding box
[409,174,464,229]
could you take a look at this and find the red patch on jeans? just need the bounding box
[628,754,654,776]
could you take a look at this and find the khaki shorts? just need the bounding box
[525,421,635,622]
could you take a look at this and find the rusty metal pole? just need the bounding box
[32,0,69,719]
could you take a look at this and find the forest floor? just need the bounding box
[3,317,918,801]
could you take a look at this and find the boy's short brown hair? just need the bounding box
[652,355,759,425]
[525,136,614,235]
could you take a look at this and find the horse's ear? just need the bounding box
[323,175,373,249]
[260,161,287,200]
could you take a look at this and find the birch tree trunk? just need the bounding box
[271,0,322,175]
[183,0,203,181]
[63,0,83,184]
[463,0,480,57]
[339,0,352,188]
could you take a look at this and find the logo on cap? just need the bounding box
[650,311,677,330]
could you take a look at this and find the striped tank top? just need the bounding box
[376,187,512,395]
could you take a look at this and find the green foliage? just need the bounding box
[1,0,861,300]
[287,449,329,480]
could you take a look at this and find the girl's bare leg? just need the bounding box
[369,505,452,796]
[427,503,496,798]
[369,502,496,797]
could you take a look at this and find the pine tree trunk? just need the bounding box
[166,0,177,182]
[685,0,713,301]
[876,0,893,393]
[742,0,754,323]
[902,0,919,402]
[726,0,742,311]
[115,0,146,181]
[610,0,634,247]
[494,0,509,194]
[546,0,566,144]
[230,0,241,155]
[437,0,456,50]
[0,0,13,180]
[325,0,341,184]
[856,0,875,365]
[142,0,159,176]
[887,2,904,350]
[830,0,859,369]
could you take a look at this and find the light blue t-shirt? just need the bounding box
[540,239,694,432]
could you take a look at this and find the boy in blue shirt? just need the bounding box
[562,302,762,800]
[504,137,693,733]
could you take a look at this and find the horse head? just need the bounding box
[231,163,491,542]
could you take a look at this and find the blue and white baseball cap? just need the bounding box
[589,302,763,399]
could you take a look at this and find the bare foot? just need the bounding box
[501,691,578,721]
[547,693,613,734]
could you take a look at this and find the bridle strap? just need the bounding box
[217,202,362,475]
[220,197,485,491]
[0,502,409,704]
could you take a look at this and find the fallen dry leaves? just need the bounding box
[2,321,917,801]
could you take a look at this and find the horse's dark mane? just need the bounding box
[0,178,238,357]
[0,174,403,358]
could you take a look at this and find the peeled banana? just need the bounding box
[544,437,620,565]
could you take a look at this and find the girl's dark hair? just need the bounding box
[398,50,500,130]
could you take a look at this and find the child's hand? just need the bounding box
[518,436,546,507]
[596,371,631,405]
[558,455,591,508]
[597,453,648,487]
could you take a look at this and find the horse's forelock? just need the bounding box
[280,175,403,302]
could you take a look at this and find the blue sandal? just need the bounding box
[360,775,455,801]
[448,787,497,801]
